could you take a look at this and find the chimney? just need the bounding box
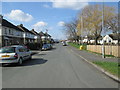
[20,24,23,27]
[32,29,34,31]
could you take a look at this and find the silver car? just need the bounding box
[0,45,32,65]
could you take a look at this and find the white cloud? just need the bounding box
[33,21,47,27]
[58,21,65,26]
[43,4,51,8]
[33,21,48,32]
[52,0,89,10]
[5,9,33,22]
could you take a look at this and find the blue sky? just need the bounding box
[2,2,118,40]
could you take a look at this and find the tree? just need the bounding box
[77,4,117,45]
[64,19,78,42]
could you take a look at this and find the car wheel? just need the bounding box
[18,58,23,65]
[29,55,32,60]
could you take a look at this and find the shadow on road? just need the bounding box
[51,47,56,50]
[3,58,48,67]
[35,53,46,56]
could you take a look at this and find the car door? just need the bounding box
[18,47,27,60]
[24,47,31,59]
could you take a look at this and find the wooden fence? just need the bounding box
[87,45,120,57]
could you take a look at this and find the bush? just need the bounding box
[26,43,42,50]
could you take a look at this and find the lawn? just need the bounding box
[92,61,119,77]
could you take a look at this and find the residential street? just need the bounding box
[2,43,118,88]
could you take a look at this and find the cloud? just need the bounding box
[43,4,51,8]
[58,21,65,26]
[33,21,48,32]
[51,0,89,10]
[5,9,33,22]
[33,21,47,27]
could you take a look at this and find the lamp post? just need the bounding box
[102,1,105,58]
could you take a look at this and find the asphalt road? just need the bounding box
[2,43,118,88]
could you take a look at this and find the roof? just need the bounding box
[44,32,51,37]
[2,19,23,32]
[17,24,35,35]
[30,29,40,36]
[39,31,45,36]
[109,33,120,40]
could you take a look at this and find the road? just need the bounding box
[2,43,118,88]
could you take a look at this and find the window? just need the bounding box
[20,32,22,36]
[24,48,29,52]
[19,48,24,52]
[0,47,15,53]
[11,29,14,35]
[9,29,11,34]
[4,28,7,35]
[17,31,20,36]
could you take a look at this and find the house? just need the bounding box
[82,35,95,44]
[44,32,51,40]
[30,29,41,43]
[102,33,120,44]
[17,24,35,44]
[39,31,52,44]
[39,31,46,41]
[0,15,24,47]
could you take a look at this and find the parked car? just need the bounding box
[62,41,67,46]
[47,44,53,49]
[0,45,32,65]
[42,44,50,51]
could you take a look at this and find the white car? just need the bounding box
[0,45,32,65]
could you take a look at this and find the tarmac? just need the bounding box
[68,45,120,83]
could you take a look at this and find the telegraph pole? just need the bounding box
[81,13,83,45]
[102,1,105,58]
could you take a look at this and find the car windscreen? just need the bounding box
[43,45,48,48]
[0,47,16,53]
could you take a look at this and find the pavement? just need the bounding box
[2,43,118,88]
[68,45,118,62]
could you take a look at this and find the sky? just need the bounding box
[1,1,118,40]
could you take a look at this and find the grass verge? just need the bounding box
[86,50,116,58]
[68,42,87,50]
[68,42,117,58]
[92,61,119,77]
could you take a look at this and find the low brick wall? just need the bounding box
[87,45,120,57]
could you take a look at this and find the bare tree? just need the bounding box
[64,19,78,42]
[77,4,117,45]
